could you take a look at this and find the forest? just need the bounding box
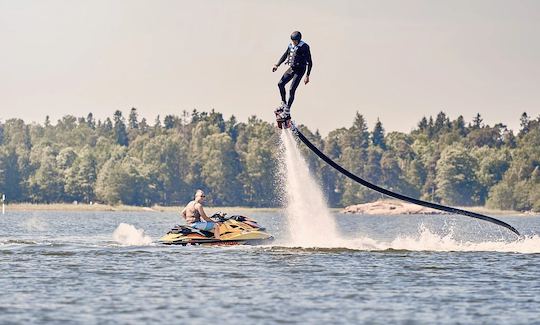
[1,108,539,211]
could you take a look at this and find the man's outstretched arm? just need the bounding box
[276,48,288,66]
[273,48,288,71]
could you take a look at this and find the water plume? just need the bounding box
[23,216,49,232]
[278,130,341,247]
[112,223,153,246]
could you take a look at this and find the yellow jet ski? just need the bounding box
[160,213,274,246]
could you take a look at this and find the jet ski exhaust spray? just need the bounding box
[277,128,341,247]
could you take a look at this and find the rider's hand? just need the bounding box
[272,65,278,72]
[304,75,310,84]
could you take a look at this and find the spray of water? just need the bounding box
[335,225,540,253]
[275,129,540,253]
[112,223,153,246]
[278,130,342,247]
[23,216,49,232]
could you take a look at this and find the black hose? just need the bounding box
[290,125,521,236]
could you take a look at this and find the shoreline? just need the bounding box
[1,202,536,216]
[2,203,283,214]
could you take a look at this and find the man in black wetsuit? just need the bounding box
[272,31,313,121]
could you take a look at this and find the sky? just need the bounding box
[1,0,539,134]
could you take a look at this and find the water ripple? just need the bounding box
[0,211,539,324]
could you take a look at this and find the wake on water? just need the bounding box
[112,223,153,246]
[108,219,540,253]
[277,129,540,253]
[107,129,539,253]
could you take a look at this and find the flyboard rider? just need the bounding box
[181,190,221,239]
[272,31,313,126]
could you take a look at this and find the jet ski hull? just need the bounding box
[160,237,274,246]
[160,214,274,246]
[160,231,274,246]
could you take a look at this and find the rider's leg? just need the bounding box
[287,69,306,109]
[278,69,294,105]
[213,224,220,239]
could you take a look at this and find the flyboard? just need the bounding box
[280,119,521,237]
[276,116,292,129]
[275,105,292,129]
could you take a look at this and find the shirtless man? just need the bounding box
[181,189,220,239]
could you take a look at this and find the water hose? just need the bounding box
[290,124,520,236]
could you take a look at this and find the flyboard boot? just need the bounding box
[274,102,291,129]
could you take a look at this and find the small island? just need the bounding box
[341,199,535,216]
[342,199,445,215]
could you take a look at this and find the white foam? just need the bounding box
[23,216,49,231]
[386,225,540,253]
[112,223,153,246]
[278,130,341,247]
[326,225,540,254]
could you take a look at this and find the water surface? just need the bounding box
[1,211,539,324]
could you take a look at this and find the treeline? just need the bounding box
[0,109,539,211]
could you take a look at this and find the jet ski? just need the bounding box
[160,212,274,246]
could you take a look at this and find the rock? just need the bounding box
[342,199,445,215]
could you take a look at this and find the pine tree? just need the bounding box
[452,115,466,136]
[350,112,370,149]
[427,116,435,139]
[519,112,530,137]
[434,111,449,135]
[86,113,96,129]
[164,115,176,129]
[139,118,149,133]
[103,118,113,134]
[372,118,386,149]
[128,107,139,129]
[418,116,428,133]
[154,115,162,129]
[113,110,128,146]
[472,113,483,129]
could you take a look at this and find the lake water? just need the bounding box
[1,210,539,324]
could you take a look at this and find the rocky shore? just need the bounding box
[342,200,445,215]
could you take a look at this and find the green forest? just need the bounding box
[1,109,539,211]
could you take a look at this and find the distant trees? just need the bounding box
[64,149,97,203]
[435,144,479,205]
[0,146,23,201]
[29,148,65,203]
[486,121,540,211]
[0,109,540,211]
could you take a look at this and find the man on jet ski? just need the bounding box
[181,190,220,239]
[272,30,313,122]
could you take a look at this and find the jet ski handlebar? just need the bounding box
[210,212,228,222]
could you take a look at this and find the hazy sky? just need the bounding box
[1,0,539,134]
